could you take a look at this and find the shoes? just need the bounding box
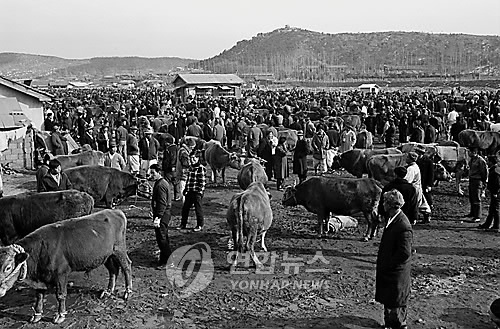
[464,213,473,218]
[175,226,186,230]
[471,218,481,223]
[193,226,203,232]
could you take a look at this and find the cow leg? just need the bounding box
[104,191,115,209]
[456,170,464,195]
[221,167,226,185]
[363,211,379,241]
[53,274,69,324]
[101,256,120,298]
[317,212,328,236]
[248,234,262,269]
[260,230,268,252]
[114,251,133,300]
[30,289,45,323]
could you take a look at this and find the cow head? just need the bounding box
[228,153,244,170]
[434,162,452,182]
[0,244,28,298]
[282,185,298,207]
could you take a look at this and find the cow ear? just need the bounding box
[15,252,28,265]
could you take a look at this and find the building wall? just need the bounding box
[0,85,44,109]
[0,130,34,170]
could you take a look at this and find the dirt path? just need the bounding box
[0,165,498,329]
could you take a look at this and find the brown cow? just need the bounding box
[337,148,402,178]
[65,165,151,208]
[0,190,94,245]
[54,150,105,170]
[237,158,268,190]
[227,182,272,268]
[282,176,382,240]
[0,209,132,324]
[205,140,243,184]
[458,129,500,154]
[367,153,451,186]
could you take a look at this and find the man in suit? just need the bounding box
[40,159,72,192]
[50,123,68,156]
[375,189,413,329]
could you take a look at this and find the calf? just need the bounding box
[0,209,132,324]
[205,140,243,184]
[227,182,272,268]
[0,190,94,245]
[237,158,268,190]
[282,176,382,240]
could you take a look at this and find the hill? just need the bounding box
[0,53,196,80]
[191,27,500,81]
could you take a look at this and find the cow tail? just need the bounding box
[236,196,245,253]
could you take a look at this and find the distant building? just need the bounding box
[358,83,380,94]
[172,74,244,102]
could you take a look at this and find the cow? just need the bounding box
[65,165,151,208]
[398,142,469,195]
[204,140,243,184]
[227,182,272,268]
[54,150,105,170]
[0,209,132,324]
[237,158,268,190]
[282,176,382,240]
[0,190,94,246]
[336,148,402,178]
[458,129,500,154]
[367,153,451,186]
[355,130,373,149]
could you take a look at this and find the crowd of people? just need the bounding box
[27,85,500,327]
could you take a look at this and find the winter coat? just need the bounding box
[375,211,413,308]
[293,139,310,175]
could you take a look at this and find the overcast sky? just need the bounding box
[1,0,499,60]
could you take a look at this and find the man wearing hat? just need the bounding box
[138,127,160,178]
[50,122,68,156]
[312,123,330,174]
[375,189,413,329]
[465,147,488,222]
[379,166,418,225]
[104,140,126,171]
[127,126,140,175]
[339,124,356,153]
[178,150,206,232]
[292,130,310,184]
[80,124,97,151]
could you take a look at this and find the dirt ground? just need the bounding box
[0,153,499,329]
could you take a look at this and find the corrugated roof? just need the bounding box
[0,97,22,128]
[174,74,244,85]
[0,76,53,101]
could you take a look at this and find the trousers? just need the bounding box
[154,210,172,265]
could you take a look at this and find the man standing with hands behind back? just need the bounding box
[149,164,173,270]
[375,189,413,329]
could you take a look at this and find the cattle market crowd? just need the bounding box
[1,85,500,327]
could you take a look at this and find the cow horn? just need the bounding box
[293,179,297,187]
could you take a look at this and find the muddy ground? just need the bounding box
[0,154,499,329]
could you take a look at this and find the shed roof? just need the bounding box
[174,74,244,86]
[358,83,380,89]
[0,76,53,101]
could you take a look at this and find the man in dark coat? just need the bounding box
[40,159,72,192]
[149,164,173,269]
[379,166,419,225]
[376,189,413,329]
[292,131,310,184]
[50,123,67,156]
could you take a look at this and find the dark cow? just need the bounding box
[237,158,268,190]
[65,165,151,208]
[458,129,500,154]
[355,130,373,149]
[282,176,382,240]
[337,148,402,178]
[205,140,243,184]
[367,153,451,186]
[0,190,94,246]
[0,209,132,324]
[55,150,105,170]
[227,182,272,267]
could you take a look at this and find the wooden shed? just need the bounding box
[173,74,244,102]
